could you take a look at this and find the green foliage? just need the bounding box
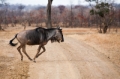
[90,9,95,15]
[98,11,104,17]
[90,2,110,18]
[95,5,100,9]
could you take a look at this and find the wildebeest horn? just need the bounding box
[57,26,60,29]
[57,26,61,29]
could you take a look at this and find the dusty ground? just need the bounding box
[67,28,120,67]
[0,26,120,79]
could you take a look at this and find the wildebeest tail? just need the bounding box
[9,34,18,46]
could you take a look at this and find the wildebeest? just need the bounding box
[9,27,64,62]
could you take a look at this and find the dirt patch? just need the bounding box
[9,61,30,79]
[0,56,29,79]
[0,26,30,79]
[63,28,97,35]
[0,56,14,78]
[68,33,120,67]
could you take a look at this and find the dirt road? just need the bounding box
[0,27,120,79]
[27,36,120,79]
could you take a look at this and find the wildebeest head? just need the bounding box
[51,27,64,43]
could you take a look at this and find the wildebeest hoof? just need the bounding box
[33,60,36,63]
[29,58,32,61]
[21,58,23,61]
[36,55,38,58]
[32,60,36,63]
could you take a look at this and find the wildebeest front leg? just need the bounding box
[36,46,46,58]
[17,45,23,61]
[22,45,32,61]
[33,45,42,62]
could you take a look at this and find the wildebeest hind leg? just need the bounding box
[33,45,42,62]
[36,46,46,58]
[22,45,32,61]
[17,45,23,61]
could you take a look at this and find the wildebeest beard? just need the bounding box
[51,37,59,43]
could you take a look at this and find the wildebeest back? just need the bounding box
[26,28,46,45]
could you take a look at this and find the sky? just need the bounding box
[6,0,120,6]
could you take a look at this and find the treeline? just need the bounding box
[0,3,120,30]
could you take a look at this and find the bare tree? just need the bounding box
[18,4,26,29]
[0,0,7,30]
[46,0,53,28]
[69,0,73,27]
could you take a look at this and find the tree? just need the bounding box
[51,7,59,27]
[0,0,7,30]
[46,0,53,28]
[69,0,74,27]
[86,0,115,33]
[18,4,26,29]
[58,5,65,14]
[18,4,25,12]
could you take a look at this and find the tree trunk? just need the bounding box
[98,18,102,33]
[28,22,31,26]
[0,25,2,30]
[70,5,73,27]
[99,25,102,33]
[103,25,108,33]
[46,0,53,28]
[0,23,4,31]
